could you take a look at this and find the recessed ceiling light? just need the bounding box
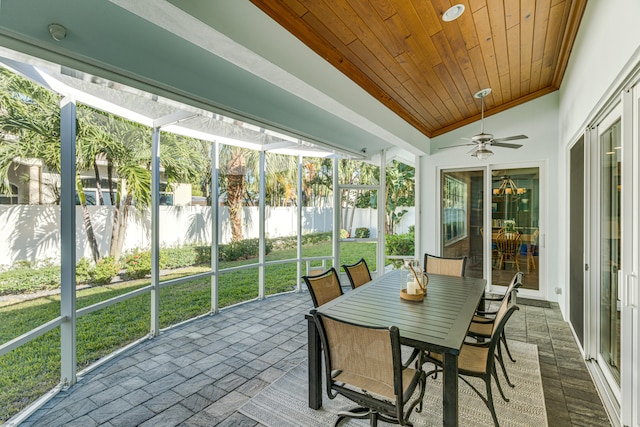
[48,23,67,41]
[442,4,465,22]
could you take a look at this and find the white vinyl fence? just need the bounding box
[0,205,415,267]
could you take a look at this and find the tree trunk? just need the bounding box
[76,178,101,262]
[109,180,126,261]
[93,159,104,206]
[227,173,244,241]
[347,190,359,236]
[226,149,246,241]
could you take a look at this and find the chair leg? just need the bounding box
[496,345,515,388]
[501,333,516,363]
[335,407,371,426]
[485,375,501,427]
[492,367,510,402]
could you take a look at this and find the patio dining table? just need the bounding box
[307,269,486,427]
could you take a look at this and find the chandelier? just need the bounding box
[492,176,526,196]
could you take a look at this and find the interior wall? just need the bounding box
[560,0,640,144]
[420,92,559,301]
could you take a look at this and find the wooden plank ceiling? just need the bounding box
[250,0,587,138]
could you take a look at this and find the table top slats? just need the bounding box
[316,270,486,354]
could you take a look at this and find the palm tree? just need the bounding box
[385,161,415,234]
[0,68,108,262]
[0,68,208,263]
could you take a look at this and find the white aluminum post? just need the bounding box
[258,150,265,299]
[333,157,340,268]
[297,154,303,290]
[60,95,77,386]
[150,127,160,336]
[211,141,219,313]
[377,150,386,277]
[414,154,421,263]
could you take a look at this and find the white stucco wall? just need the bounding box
[560,0,640,144]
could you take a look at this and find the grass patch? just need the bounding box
[0,241,378,422]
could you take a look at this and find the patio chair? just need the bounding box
[423,296,520,427]
[303,267,343,307]
[311,310,426,426]
[342,258,372,289]
[423,253,467,277]
[467,271,523,387]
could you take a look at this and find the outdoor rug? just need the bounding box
[239,340,547,427]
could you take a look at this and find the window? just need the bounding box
[0,184,18,204]
[442,174,467,244]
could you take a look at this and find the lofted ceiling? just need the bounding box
[250,0,587,138]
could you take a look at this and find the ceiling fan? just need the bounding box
[442,88,528,160]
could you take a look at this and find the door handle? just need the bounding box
[625,273,637,308]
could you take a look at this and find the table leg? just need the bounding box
[443,352,459,427]
[307,314,322,409]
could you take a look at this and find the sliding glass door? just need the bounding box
[596,110,621,389]
[490,167,540,290]
[440,170,484,279]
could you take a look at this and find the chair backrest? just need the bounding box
[491,285,520,338]
[482,302,519,370]
[342,258,372,289]
[531,229,540,246]
[312,310,402,401]
[496,232,522,254]
[505,271,523,305]
[302,267,343,307]
[423,253,467,277]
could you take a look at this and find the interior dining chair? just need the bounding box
[496,232,522,271]
[342,258,372,289]
[423,253,467,277]
[303,267,343,308]
[482,227,503,267]
[423,297,520,427]
[467,271,523,388]
[526,229,540,272]
[311,310,426,426]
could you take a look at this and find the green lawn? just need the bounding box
[0,240,378,422]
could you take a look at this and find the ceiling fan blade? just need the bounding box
[491,142,522,149]
[466,146,479,155]
[492,134,528,142]
[439,143,476,150]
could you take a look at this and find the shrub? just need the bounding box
[340,229,350,239]
[354,227,370,238]
[302,231,332,245]
[386,231,415,256]
[91,256,119,285]
[76,258,93,285]
[160,246,198,270]
[194,246,211,265]
[122,251,151,279]
[0,266,60,295]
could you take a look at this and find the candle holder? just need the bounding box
[400,259,428,301]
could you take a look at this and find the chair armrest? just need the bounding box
[481,296,503,302]
[475,309,498,316]
[470,317,494,325]
[402,348,422,369]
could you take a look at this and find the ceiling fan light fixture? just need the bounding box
[473,147,493,160]
[442,4,465,22]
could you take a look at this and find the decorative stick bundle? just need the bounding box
[408,264,427,293]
